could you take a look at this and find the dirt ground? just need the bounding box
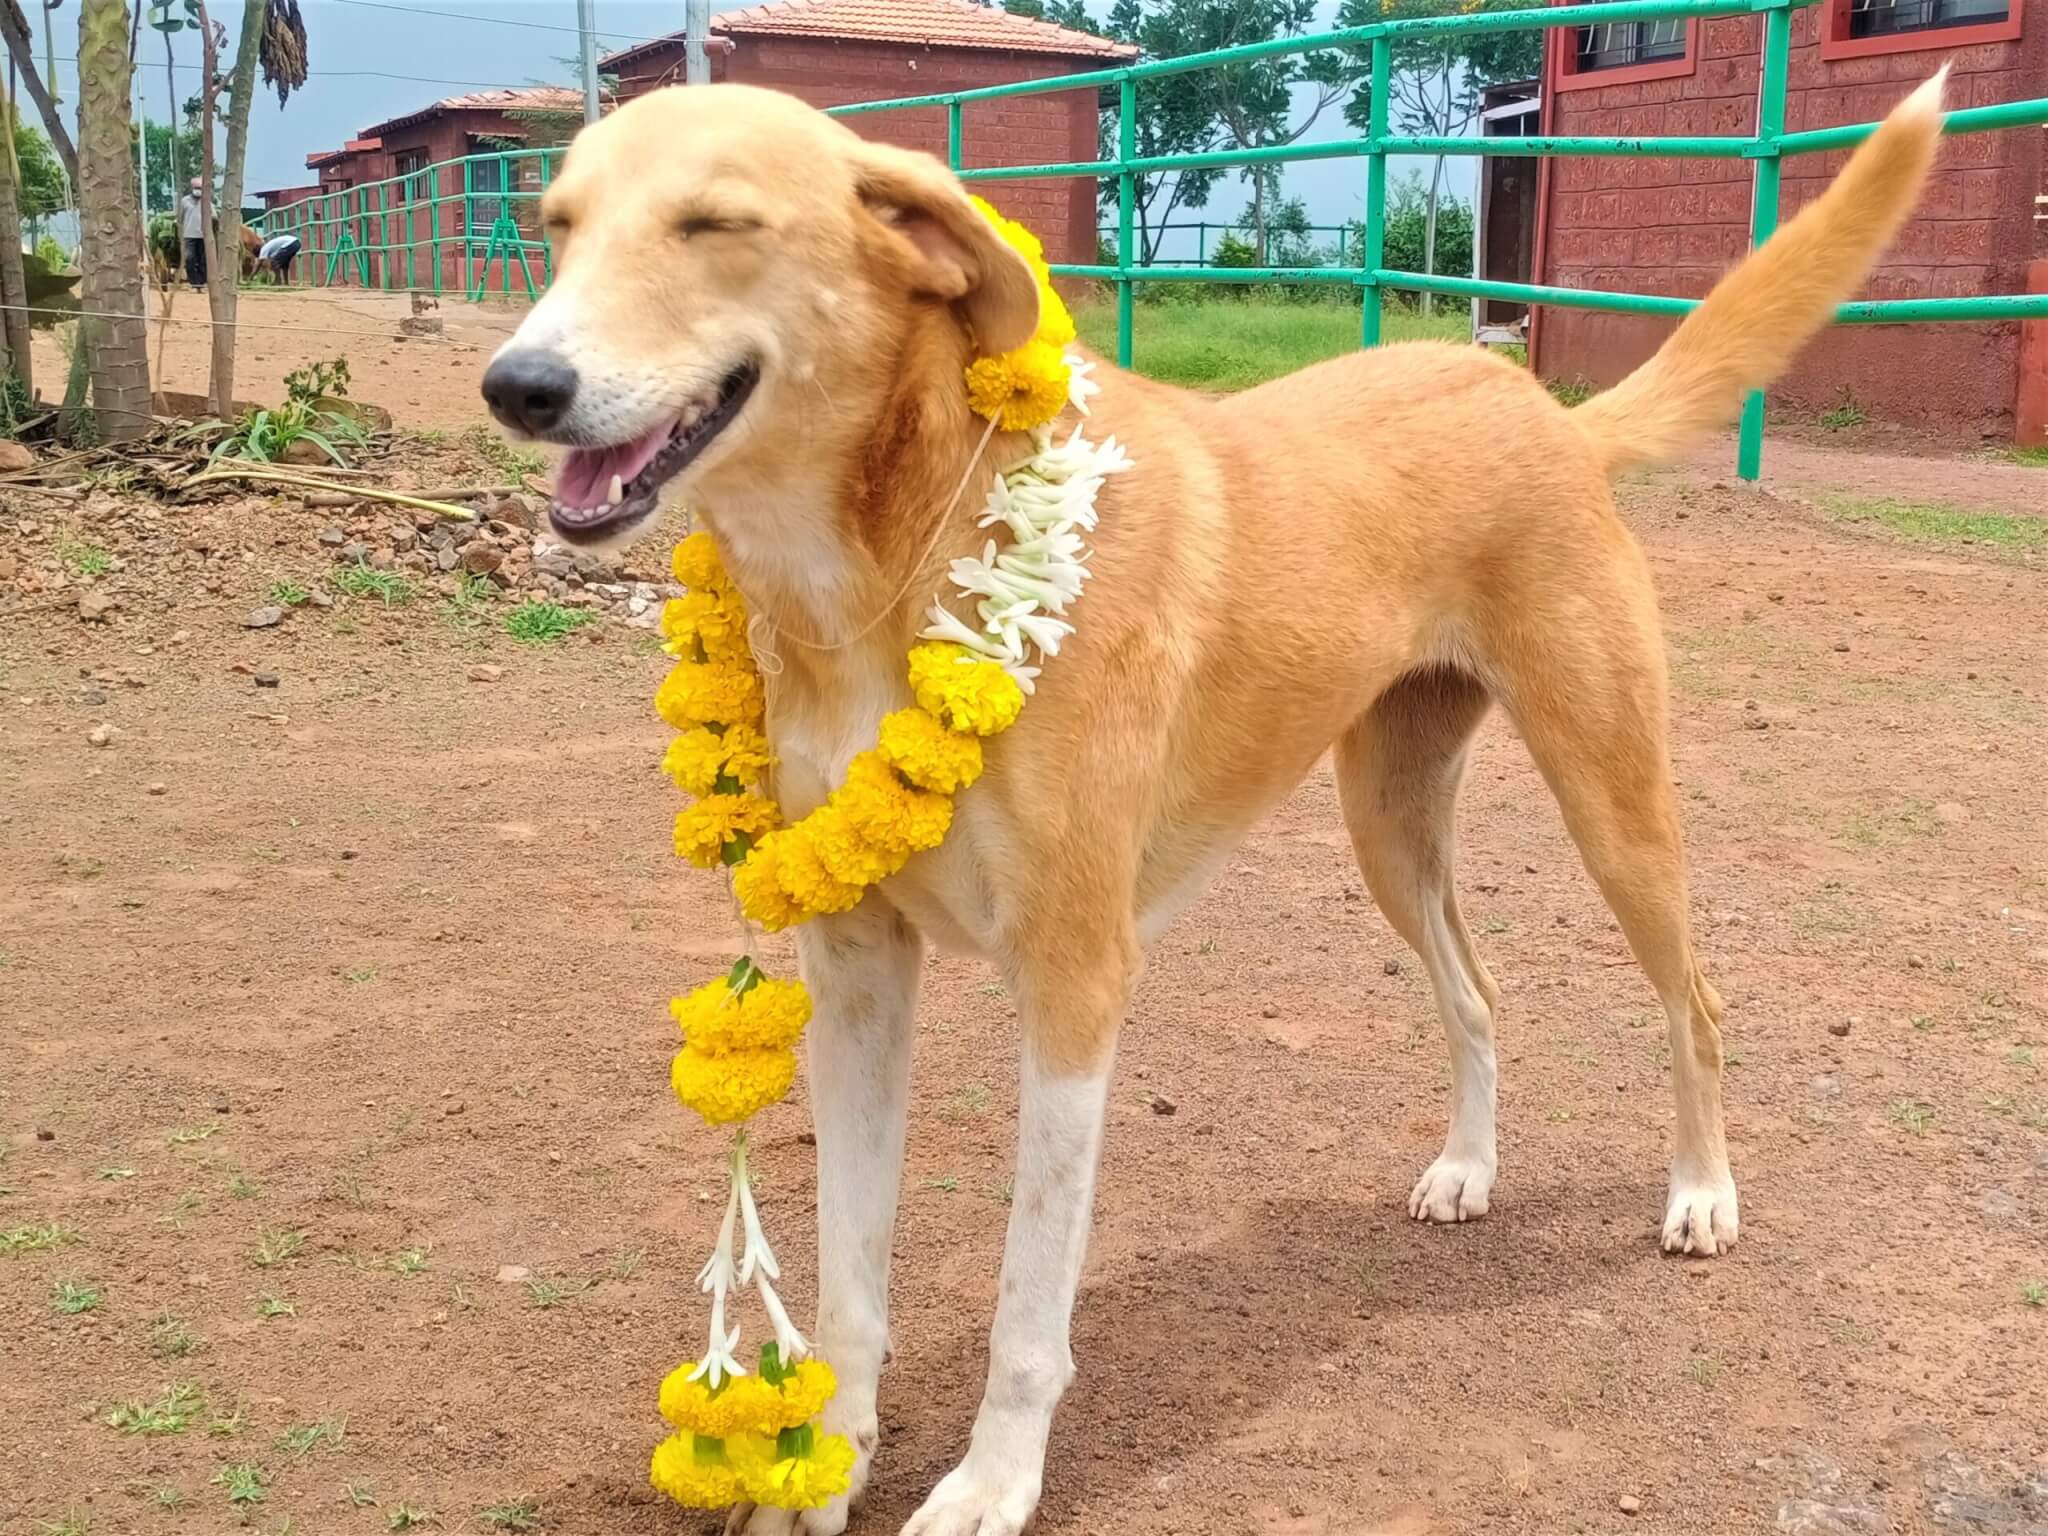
[3,420,2045,1536]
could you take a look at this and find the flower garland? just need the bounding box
[647,199,1131,1515]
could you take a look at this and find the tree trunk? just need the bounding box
[163,28,179,195]
[0,2,77,186]
[199,0,260,415]
[0,101,30,394]
[78,0,152,441]
[1422,153,1443,320]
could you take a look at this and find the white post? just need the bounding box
[577,0,601,122]
[685,0,710,84]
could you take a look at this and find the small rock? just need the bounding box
[1619,1495,1642,1516]
[1832,640,1850,653]
[170,629,191,645]
[436,545,460,572]
[546,1150,563,1164]
[146,781,167,796]
[1148,1093,1177,1116]
[34,1126,55,1141]
[1743,714,1771,731]
[461,545,503,576]
[0,439,36,471]
[468,664,504,683]
[495,1264,531,1284]
[1260,1003,1279,1019]
[242,605,285,629]
[1382,958,1402,976]
[77,589,116,623]
[253,672,280,689]
[87,722,118,747]
[317,526,347,547]
[443,1101,465,1117]
[0,552,17,582]
[368,548,396,571]
[1827,1020,1850,1038]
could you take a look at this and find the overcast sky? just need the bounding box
[35,1,1476,252]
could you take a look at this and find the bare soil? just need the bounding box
[3,431,2045,1536]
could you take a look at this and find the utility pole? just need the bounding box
[684,0,708,84]
[576,0,599,122]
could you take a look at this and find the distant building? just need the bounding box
[1533,2,2044,441]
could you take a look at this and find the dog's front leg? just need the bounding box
[728,900,923,1536]
[903,944,1130,1536]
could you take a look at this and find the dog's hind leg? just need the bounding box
[1335,666,1503,1224]
[728,900,924,1536]
[1484,520,1737,1256]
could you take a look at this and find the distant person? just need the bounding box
[179,178,207,289]
[257,232,301,283]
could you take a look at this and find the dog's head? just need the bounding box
[480,84,1041,549]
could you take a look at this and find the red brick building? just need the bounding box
[601,0,1133,265]
[1533,1,2045,440]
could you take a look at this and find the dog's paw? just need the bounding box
[899,1460,1041,1536]
[1408,1151,1496,1223]
[723,1409,877,1536]
[1661,1175,1739,1256]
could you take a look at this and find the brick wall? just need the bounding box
[1537,7,2045,438]
[618,38,1104,266]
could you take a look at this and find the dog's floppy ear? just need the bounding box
[851,140,1040,354]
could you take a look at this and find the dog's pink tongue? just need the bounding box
[554,422,672,507]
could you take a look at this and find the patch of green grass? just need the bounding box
[1545,374,1596,408]
[277,1416,347,1457]
[35,1510,90,1536]
[986,1175,1015,1206]
[330,563,419,606]
[387,1503,436,1530]
[255,1291,295,1320]
[1074,293,1467,392]
[607,1249,642,1282]
[250,1228,305,1268]
[168,1123,222,1146]
[345,1483,379,1508]
[106,1382,204,1435]
[503,600,594,644]
[524,1276,589,1310]
[442,570,499,630]
[2,1221,81,1256]
[51,1277,101,1314]
[1910,1014,1937,1033]
[480,1498,543,1531]
[1685,1356,1722,1387]
[208,1402,251,1437]
[154,1485,186,1510]
[941,1082,990,1121]
[96,1166,135,1181]
[227,1172,261,1200]
[152,1313,201,1357]
[343,966,377,984]
[213,1462,268,1506]
[268,580,311,608]
[463,423,546,480]
[2003,444,2048,468]
[1887,1099,1936,1137]
[161,1191,205,1231]
[2021,1281,2046,1308]
[391,1246,431,1276]
[60,540,112,577]
[1819,394,1868,432]
[921,1176,960,1192]
[1823,494,2045,551]
[1834,799,1940,850]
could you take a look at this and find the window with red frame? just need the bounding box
[1822,0,2020,56]
[1575,17,1687,70]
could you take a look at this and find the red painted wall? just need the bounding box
[1535,6,2045,438]
[615,37,1106,266]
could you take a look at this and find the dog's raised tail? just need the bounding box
[1572,69,1947,476]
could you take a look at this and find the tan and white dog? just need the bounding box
[482,73,1948,1536]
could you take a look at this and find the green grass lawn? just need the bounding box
[1073,293,1472,392]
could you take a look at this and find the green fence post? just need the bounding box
[947,99,962,169]
[1197,221,1206,266]
[1361,33,1389,347]
[1116,75,1135,368]
[462,157,476,297]
[1737,2,1793,481]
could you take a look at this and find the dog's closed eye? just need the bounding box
[679,215,762,238]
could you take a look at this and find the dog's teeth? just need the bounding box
[607,474,624,506]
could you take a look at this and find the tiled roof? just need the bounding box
[603,0,1133,67]
[359,87,587,141]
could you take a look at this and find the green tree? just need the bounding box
[1339,0,1537,309]
[1234,193,1321,268]
[1356,168,1472,280]
[133,110,204,215]
[1138,0,1360,262]
[14,118,68,219]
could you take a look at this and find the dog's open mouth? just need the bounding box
[549,361,758,541]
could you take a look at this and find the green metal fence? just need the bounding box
[829,0,2048,480]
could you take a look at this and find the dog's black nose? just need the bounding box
[481,350,578,436]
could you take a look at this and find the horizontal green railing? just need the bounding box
[824,0,2048,480]
[251,0,2048,479]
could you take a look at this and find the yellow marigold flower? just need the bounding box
[671,1042,797,1125]
[1035,283,1076,349]
[965,339,1070,433]
[661,723,775,798]
[805,801,901,888]
[655,658,763,733]
[674,793,779,869]
[649,1431,743,1509]
[877,706,984,794]
[766,823,866,919]
[671,531,731,594]
[907,642,1025,737]
[670,975,813,1055]
[835,751,952,858]
[741,1432,857,1511]
[660,589,751,664]
[732,835,807,933]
